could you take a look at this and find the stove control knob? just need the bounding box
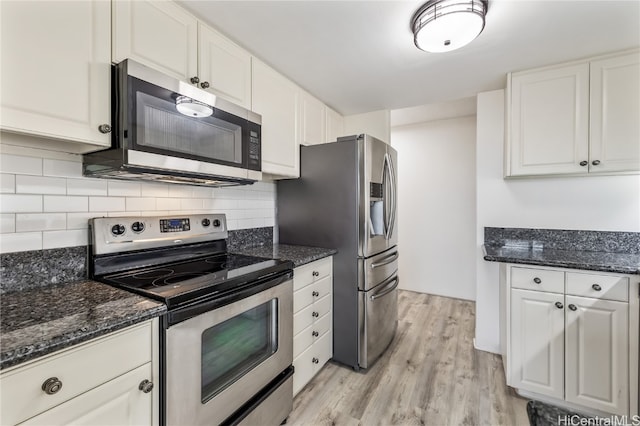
[212,219,221,227]
[111,224,126,236]
[201,218,211,227]
[131,221,145,233]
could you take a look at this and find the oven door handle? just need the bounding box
[167,270,293,326]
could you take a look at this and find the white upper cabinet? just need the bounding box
[506,50,640,177]
[0,0,111,151]
[589,53,640,173]
[325,107,345,143]
[252,59,300,178]
[112,0,198,82]
[300,91,326,146]
[198,23,252,109]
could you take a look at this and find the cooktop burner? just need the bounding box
[99,252,290,308]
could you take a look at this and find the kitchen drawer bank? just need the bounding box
[0,280,166,370]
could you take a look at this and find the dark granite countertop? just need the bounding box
[231,244,336,268]
[483,245,640,275]
[0,280,166,370]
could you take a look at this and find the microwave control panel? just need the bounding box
[248,129,261,170]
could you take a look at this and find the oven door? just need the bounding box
[164,278,293,426]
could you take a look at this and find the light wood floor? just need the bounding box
[287,290,529,426]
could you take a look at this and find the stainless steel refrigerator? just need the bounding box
[277,134,398,370]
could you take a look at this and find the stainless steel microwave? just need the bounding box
[83,59,261,186]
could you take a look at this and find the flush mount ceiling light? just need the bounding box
[412,0,487,53]
[175,95,213,117]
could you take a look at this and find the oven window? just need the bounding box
[201,299,278,403]
[135,91,243,165]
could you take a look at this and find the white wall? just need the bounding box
[344,109,391,144]
[391,115,477,301]
[0,134,276,254]
[474,89,640,353]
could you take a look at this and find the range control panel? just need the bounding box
[91,214,228,255]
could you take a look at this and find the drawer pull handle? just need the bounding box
[312,357,319,364]
[592,284,602,291]
[139,379,154,394]
[312,271,319,277]
[312,311,319,318]
[568,304,577,311]
[533,277,542,284]
[312,291,319,297]
[42,377,63,395]
[312,330,319,337]
[555,302,563,309]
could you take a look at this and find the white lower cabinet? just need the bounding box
[503,265,638,417]
[0,319,158,426]
[292,257,333,396]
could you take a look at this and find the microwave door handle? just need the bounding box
[370,275,400,301]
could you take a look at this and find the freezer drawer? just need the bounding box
[358,273,399,368]
[360,247,399,291]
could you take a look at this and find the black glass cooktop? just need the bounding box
[99,252,292,309]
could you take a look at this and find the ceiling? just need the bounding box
[179,0,640,116]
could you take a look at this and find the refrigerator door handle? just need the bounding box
[388,152,397,239]
[370,275,400,301]
[370,251,399,269]
[382,153,391,240]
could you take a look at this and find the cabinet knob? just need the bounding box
[592,284,602,291]
[312,291,319,297]
[312,271,319,277]
[190,76,200,84]
[200,81,210,89]
[555,301,563,309]
[533,277,542,284]
[312,311,319,318]
[98,124,112,134]
[579,160,588,167]
[592,160,601,166]
[312,357,319,364]
[312,330,319,337]
[42,377,63,395]
[139,379,154,394]
[568,304,577,311]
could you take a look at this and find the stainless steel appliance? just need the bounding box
[83,59,262,187]
[89,214,293,425]
[277,134,399,370]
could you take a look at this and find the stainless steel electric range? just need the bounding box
[89,214,294,426]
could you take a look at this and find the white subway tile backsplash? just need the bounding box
[0,154,42,175]
[0,194,43,213]
[1,214,15,233]
[140,182,169,197]
[43,158,82,178]
[67,178,108,196]
[0,232,42,253]
[126,197,156,211]
[156,198,181,210]
[191,187,213,198]
[44,196,87,212]
[180,198,204,210]
[16,213,66,232]
[168,185,193,198]
[108,211,139,217]
[67,212,107,229]
[108,181,141,197]
[1,174,15,193]
[43,229,87,249]
[16,175,66,194]
[90,196,126,212]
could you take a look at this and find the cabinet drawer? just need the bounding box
[292,294,332,337]
[293,275,331,313]
[292,329,333,396]
[293,257,332,291]
[0,321,152,426]
[293,311,332,359]
[511,267,564,293]
[566,272,629,302]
